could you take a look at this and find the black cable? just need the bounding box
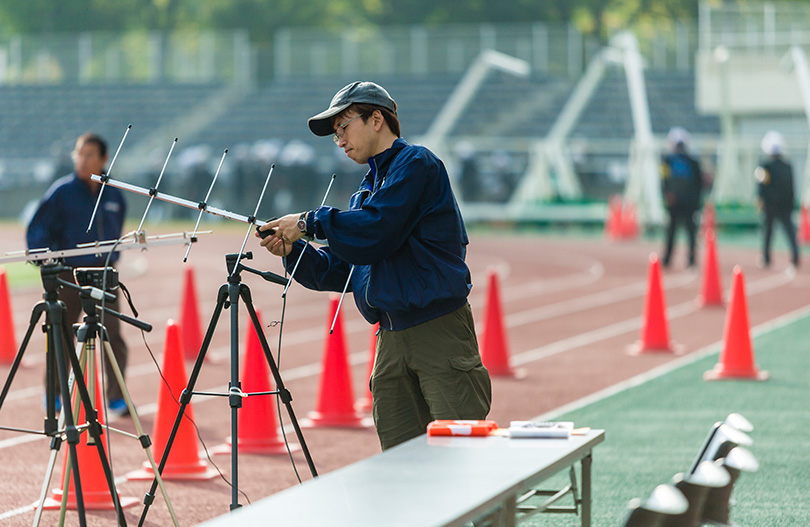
[273,237,304,484]
[139,330,251,504]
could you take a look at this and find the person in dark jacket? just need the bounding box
[660,127,704,269]
[257,81,491,450]
[26,132,130,416]
[756,131,800,269]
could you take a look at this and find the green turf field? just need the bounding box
[524,308,810,526]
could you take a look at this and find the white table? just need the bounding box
[198,429,606,527]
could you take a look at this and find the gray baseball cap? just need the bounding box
[308,81,397,136]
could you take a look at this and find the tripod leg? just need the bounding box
[0,303,46,411]
[241,286,318,478]
[138,284,228,527]
[58,317,127,526]
[100,336,180,527]
[50,307,89,526]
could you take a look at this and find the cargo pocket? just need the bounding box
[449,356,492,418]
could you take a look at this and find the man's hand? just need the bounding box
[255,212,305,257]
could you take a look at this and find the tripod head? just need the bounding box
[54,268,153,334]
[39,262,73,300]
[225,252,287,286]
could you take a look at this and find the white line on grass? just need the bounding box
[533,303,810,421]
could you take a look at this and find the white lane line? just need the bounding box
[534,303,810,422]
[512,269,794,366]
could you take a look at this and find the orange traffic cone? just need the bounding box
[704,267,769,381]
[605,195,623,240]
[212,309,298,455]
[301,296,373,428]
[0,268,18,364]
[629,254,681,354]
[699,228,724,307]
[480,268,525,378]
[702,201,716,233]
[180,266,203,360]
[621,201,639,239]
[800,205,810,245]
[43,354,138,510]
[127,320,217,480]
[355,323,378,413]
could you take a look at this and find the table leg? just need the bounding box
[581,453,593,527]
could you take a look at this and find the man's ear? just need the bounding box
[372,109,384,131]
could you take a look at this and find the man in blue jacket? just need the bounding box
[660,127,704,269]
[756,130,800,269]
[258,81,491,450]
[27,132,130,416]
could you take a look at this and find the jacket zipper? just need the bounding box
[363,158,392,328]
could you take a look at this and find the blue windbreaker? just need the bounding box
[26,174,127,267]
[283,138,471,330]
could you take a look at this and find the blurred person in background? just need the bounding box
[755,131,800,269]
[660,127,704,269]
[257,81,491,451]
[26,132,130,416]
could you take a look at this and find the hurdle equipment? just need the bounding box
[701,447,759,526]
[662,461,731,527]
[620,484,688,527]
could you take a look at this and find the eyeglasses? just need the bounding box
[332,114,364,144]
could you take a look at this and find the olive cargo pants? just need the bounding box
[371,303,492,450]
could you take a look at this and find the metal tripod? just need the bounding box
[137,251,318,525]
[0,263,126,527]
[35,277,180,526]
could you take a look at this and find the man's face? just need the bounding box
[72,141,107,183]
[333,111,375,164]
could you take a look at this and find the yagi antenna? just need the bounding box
[230,164,275,277]
[86,124,132,233]
[136,137,178,234]
[184,149,228,263]
[282,174,336,297]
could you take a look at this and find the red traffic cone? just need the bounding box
[127,320,217,480]
[0,268,18,364]
[212,309,298,455]
[480,267,525,378]
[799,205,810,245]
[629,254,681,354]
[355,323,378,413]
[180,266,203,360]
[302,296,373,428]
[621,201,639,239]
[699,228,724,307]
[702,201,716,233]
[704,267,769,381]
[605,195,623,240]
[43,354,138,510]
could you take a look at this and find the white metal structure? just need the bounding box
[420,49,531,157]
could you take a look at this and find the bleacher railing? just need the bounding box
[699,1,810,52]
[0,21,700,86]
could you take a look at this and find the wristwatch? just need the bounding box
[297,211,309,237]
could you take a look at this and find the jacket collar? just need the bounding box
[364,137,407,190]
